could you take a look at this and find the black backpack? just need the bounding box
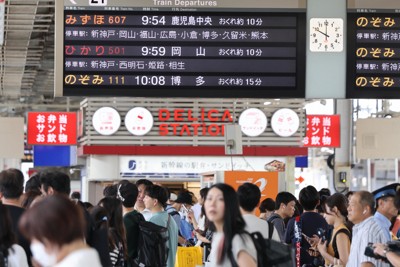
[249,222,294,267]
[0,250,8,267]
[133,216,170,267]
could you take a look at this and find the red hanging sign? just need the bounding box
[303,115,340,147]
[27,112,77,145]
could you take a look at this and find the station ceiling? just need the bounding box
[0,0,79,117]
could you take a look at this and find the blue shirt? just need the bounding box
[374,211,392,241]
[149,211,179,267]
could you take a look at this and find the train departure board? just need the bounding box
[55,0,306,98]
[347,0,400,98]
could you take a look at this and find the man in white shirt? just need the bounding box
[237,182,280,241]
[347,191,390,267]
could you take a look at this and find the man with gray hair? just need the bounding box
[347,191,390,267]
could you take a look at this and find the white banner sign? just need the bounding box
[119,156,286,177]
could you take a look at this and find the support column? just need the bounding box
[333,99,353,192]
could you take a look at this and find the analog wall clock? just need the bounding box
[310,18,343,52]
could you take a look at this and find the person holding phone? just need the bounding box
[315,193,352,266]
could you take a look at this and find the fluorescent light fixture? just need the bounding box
[0,0,4,46]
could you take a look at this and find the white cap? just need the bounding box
[170,193,177,201]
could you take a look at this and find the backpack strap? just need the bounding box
[267,221,274,239]
[166,206,180,218]
[267,213,280,223]
[294,216,302,267]
[332,228,351,259]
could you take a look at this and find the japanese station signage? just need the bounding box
[55,0,306,98]
[27,112,77,145]
[270,108,300,137]
[91,107,300,137]
[92,107,121,135]
[347,0,400,98]
[159,108,232,136]
[303,115,340,147]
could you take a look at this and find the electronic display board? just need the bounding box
[347,0,400,98]
[55,0,306,98]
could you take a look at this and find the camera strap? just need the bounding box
[294,216,302,267]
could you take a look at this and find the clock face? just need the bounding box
[310,18,343,52]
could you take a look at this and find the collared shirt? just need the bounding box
[347,216,390,267]
[374,211,392,241]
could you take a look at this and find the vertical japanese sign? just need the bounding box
[303,115,340,147]
[27,112,77,145]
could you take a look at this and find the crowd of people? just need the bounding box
[1,167,400,267]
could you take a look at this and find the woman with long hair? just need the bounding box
[0,203,28,267]
[316,193,352,266]
[204,183,257,267]
[96,197,128,267]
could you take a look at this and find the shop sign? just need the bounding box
[125,107,153,136]
[303,115,340,147]
[27,112,77,145]
[158,108,233,136]
[120,156,285,175]
[92,107,121,135]
[270,108,300,137]
[238,108,267,137]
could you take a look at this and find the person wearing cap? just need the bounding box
[373,183,400,241]
[166,190,195,246]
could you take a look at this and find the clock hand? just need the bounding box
[325,23,328,41]
[316,29,330,38]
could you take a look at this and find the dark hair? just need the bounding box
[317,195,329,214]
[71,191,81,201]
[237,182,261,212]
[323,193,353,231]
[199,187,209,200]
[39,169,71,195]
[319,188,331,198]
[21,190,42,209]
[19,195,85,247]
[324,193,348,217]
[0,168,24,198]
[259,198,276,213]
[90,205,109,232]
[355,191,375,214]
[345,191,354,200]
[0,203,16,257]
[206,183,246,264]
[145,185,168,207]
[117,182,138,208]
[103,184,118,198]
[25,173,41,193]
[135,179,153,189]
[299,186,320,211]
[395,190,400,210]
[82,201,94,211]
[94,198,127,260]
[275,191,296,210]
